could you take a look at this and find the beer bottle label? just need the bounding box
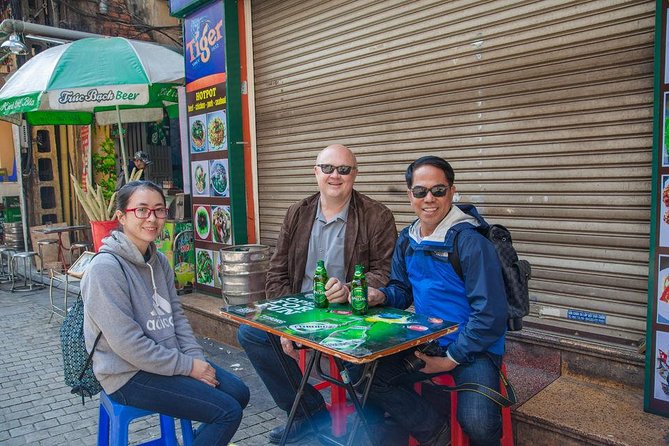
[351,287,368,314]
[313,281,328,308]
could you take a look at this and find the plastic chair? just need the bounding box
[408,364,514,446]
[298,349,355,437]
[97,391,195,446]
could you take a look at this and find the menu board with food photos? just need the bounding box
[647,0,669,418]
[183,0,247,296]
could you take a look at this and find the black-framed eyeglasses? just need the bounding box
[410,184,451,198]
[316,164,357,175]
[125,207,168,219]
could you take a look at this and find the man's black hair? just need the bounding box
[405,156,455,188]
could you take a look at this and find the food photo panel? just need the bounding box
[206,110,227,152]
[661,175,669,247]
[195,248,215,287]
[193,205,211,242]
[658,255,669,325]
[209,159,229,197]
[663,93,669,167]
[214,249,223,289]
[211,205,233,245]
[189,114,208,153]
[655,330,669,402]
[191,160,209,197]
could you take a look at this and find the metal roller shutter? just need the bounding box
[250,0,654,345]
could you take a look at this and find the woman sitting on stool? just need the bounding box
[82,180,249,445]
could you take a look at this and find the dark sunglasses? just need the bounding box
[410,184,451,198]
[316,164,357,175]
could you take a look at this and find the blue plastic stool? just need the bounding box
[98,391,195,446]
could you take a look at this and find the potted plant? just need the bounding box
[70,137,143,251]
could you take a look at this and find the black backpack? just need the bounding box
[60,252,126,404]
[451,223,531,331]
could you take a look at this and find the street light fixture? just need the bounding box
[1,33,28,55]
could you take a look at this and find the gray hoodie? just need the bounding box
[82,230,205,394]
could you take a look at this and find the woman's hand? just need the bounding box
[190,359,219,387]
[325,277,349,303]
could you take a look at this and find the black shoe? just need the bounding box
[269,411,330,444]
[422,421,451,446]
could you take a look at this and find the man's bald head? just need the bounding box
[316,144,357,167]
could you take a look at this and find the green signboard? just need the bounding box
[222,293,459,362]
[183,0,248,297]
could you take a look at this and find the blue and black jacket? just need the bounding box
[380,204,507,364]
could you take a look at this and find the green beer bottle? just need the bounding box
[351,264,368,315]
[313,260,329,308]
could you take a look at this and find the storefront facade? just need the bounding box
[248,0,655,347]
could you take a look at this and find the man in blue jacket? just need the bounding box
[366,155,506,446]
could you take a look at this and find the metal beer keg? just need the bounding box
[219,244,270,305]
[3,222,24,251]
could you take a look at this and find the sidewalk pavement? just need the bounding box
[0,279,343,446]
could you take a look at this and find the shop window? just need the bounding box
[39,186,56,209]
[37,158,53,181]
[35,130,51,153]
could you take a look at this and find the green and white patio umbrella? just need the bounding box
[0,36,184,181]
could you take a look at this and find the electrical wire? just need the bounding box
[59,1,181,46]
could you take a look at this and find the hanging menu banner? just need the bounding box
[185,0,231,296]
[646,0,669,418]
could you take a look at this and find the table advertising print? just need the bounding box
[220,293,459,364]
[646,0,669,417]
[182,0,247,296]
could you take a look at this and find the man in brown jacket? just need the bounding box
[237,144,397,443]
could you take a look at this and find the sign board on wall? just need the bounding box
[646,0,669,417]
[185,0,233,296]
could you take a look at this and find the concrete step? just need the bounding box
[181,292,240,346]
[513,375,669,446]
[504,329,662,445]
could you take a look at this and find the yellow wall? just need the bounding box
[0,120,16,181]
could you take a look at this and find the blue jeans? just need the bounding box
[367,351,502,446]
[237,325,326,418]
[109,361,250,446]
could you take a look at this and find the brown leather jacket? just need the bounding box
[265,190,397,299]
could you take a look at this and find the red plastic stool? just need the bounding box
[298,349,355,437]
[408,364,514,446]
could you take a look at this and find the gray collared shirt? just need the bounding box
[300,199,350,292]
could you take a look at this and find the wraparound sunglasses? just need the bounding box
[316,164,357,175]
[410,184,451,198]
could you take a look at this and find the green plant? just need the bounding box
[70,169,143,222]
[91,137,117,201]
